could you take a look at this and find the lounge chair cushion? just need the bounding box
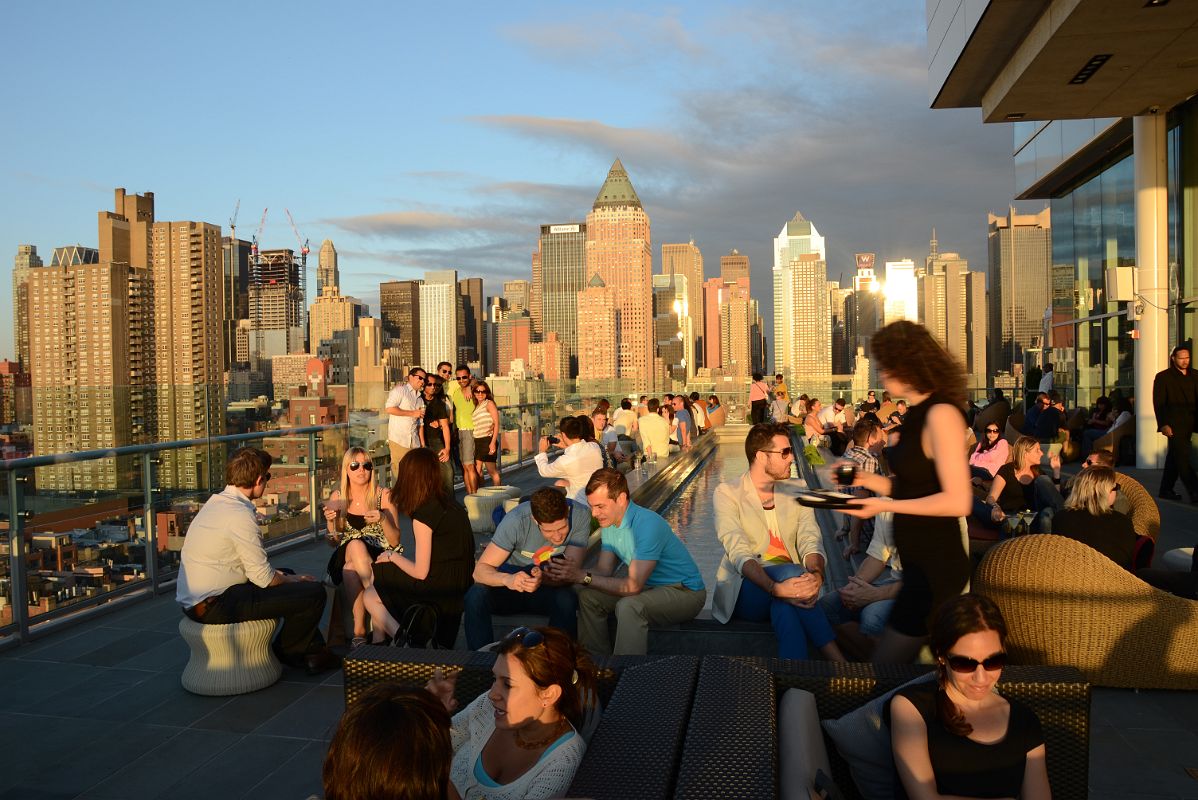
[779,689,833,800]
[821,673,935,799]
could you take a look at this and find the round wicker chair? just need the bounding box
[1114,473,1160,542]
[974,534,1198,689]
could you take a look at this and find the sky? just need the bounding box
[0,0,1028,363]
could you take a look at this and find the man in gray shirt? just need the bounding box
[177,448,338,674]
[462,487,591,648]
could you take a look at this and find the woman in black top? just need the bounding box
[1053,466,1137,567]
[887,594,1049,800]
[420,376,454,496]
[975,436,1065,534]
[364,448,475,647]
[841,321,974,663]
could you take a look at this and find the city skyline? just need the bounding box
[0,2,1029,363]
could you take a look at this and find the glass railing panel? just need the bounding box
[0,472,16,637]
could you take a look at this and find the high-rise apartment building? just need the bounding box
[317,239,339,295]
[28,190,152,490]
[457,277,484,366]
[652,273,694,383]
[419,270,458,369]
[852,254,882,356]
[496,316,531,376]
[149,219,226,489]
[829,282,855,374]
[661,241,703,368]
[920,234,988,389]
[12,244,43,372]
[988,207,1052,375]
[702,276,725,372]
[773,212,830,382]
[530,250,543,341]
[585,160,654,388]
[576,274,618,384]
[222,237,250,370]
[503,279,530,314]
[529,332,564,382]
[721,249,750,284]
[309,289,365,354]
[379,279,420,368]
[0,360,31,426]
[486,295,508,376]
[720,278,756,378]
[883,259,919,325]
[535,222,587,376]
[248,248,305,376]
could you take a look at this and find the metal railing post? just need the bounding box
[516,404,524,466]
[308,431,320,537]
[141,455,159,590]
[7,469,30,641]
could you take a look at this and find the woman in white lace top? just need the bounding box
[427,626,596,800]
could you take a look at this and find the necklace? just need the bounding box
[513,718,567,750]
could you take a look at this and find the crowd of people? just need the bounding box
[175,329,1198,800]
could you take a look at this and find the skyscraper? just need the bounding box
[829,281,855,374]
[379,279,420,368]
[530,250,543,341]
[536,222,587,376]
[773,212,830,382]
[702,276,726,372]
[652,273,694,383]
[988,207,1052,375]
[503,279,530,314]
[585,159,654,388]
[222,236,250,370]
[317,239,339,295]
[248,248,305,377]
[576,273,618,385]
[496,316,531,375]
[720,278,756,378]
[149,219,226,489]
[661,240,703,368]
[12,244,42,372]
[309,290,365,354]
[457,277,484,366]
[419,270,458,369]
[883,259,919,325]
[720,249,750,283]
[920,234,988,389]
[852,253,882,356]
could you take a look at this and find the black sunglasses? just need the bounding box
[761,447,794,457]
[349,461,373,472]
[985,428,1000,433]
[945,652,1007,673]
[456,375,471,381]
[439,368,451,374]
[504,626,544,648]
[413,374,427,382]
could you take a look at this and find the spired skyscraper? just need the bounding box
[585,159,654,389]
[317,239,339,296]
[773,212,830,383]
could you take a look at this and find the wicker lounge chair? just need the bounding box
[974,534,1198,690]
[972,399,1010,440]
[1114,473,1160,542]
[1092,416,1134,463]
[1004,410,1025,444]
[677,657,1088,800]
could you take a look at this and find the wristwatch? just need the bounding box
[582,572,593,586]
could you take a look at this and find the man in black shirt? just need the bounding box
[1152,345,1198,502]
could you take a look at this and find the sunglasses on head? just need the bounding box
[504,626,544,648]
[349,461,372,472]
[945,652,1007,673]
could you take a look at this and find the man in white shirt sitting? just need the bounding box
[176,448,338,674]
[816,397,850,455]
[535,416,604,505]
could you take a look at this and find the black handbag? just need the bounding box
[393,603,441,649]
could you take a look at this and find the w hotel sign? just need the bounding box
[855,253,875,271]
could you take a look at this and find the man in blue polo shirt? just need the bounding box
[463,487,592,648]
[544,467,705,655]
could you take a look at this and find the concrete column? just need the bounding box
[1133,113,1169,470]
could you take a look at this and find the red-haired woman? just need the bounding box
[363,448,474,647]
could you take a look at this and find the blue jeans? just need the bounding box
[971,474,1065,534]
[463,564,579,649]
[818,583,897,638]
[733,563,835,660]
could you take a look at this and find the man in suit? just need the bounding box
[711,423,845,661]
[1153,344,1198,502]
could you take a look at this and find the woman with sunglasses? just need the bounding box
[472,381,502,487]
[425,625,596,800]
[363,447,475,647]
[974,436,1064,535]
[886,593,1049,800]
[969,424,1010,482]
[324,448,398,649]
[421,377,454,496]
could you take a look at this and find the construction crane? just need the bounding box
[284,208,310,273]
[228,199,240,239]
[251,207,268,258]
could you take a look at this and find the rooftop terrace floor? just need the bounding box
[0,459,1196,799]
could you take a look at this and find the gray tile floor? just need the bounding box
[0,458,1195,799]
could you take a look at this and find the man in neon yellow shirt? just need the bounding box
[444,362,479,494]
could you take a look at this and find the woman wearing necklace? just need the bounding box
[426,626,596,800]
[323,447,398,649]
[886,594,1050,800]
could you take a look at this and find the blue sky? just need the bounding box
[0,1,1022,361]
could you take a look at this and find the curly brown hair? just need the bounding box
[870,321,967,410]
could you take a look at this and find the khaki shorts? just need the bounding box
[458,429,475,465]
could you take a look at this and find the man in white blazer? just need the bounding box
[712,423,845,661]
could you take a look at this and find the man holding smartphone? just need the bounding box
[462,487,591,648]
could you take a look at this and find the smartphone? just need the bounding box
[550,553,566,563]
[547,435,560,445]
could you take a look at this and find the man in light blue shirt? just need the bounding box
[463,488,592,648]
[545,468,705,655]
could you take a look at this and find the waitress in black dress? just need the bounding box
[841,321,974,663]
